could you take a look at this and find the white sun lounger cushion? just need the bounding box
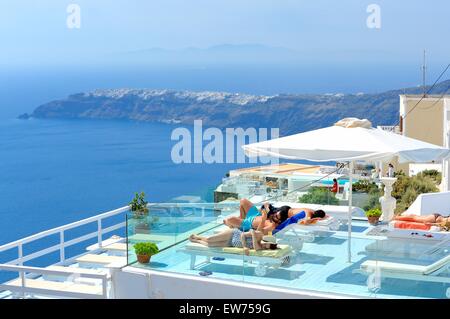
[306,215,335,226]
[388,221,442,232]
[7,278,103,295]
[76,254,126,265]
[184,242,291,258]
[185,242,221,252]
[222,245,291,258]
[361,255,450,275]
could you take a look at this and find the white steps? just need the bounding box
[6,278,104,299]
[75,254,127,268]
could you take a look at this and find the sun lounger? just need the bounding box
[356,255,450,297]
[272,202,366,222]
[3,278,105,299]
[42,266,108,285]
[86,235,124,251]
[102,243,128,256]
[274,215,340,246]
[75,254,127,268]
[178,242,294,277]
[365,224,450,259]
[381,222,450,241]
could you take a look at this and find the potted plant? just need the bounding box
[365,208,382,225]
[129,192,150,234]
[133,242,159,264]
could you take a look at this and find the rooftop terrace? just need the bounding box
[0,202,449,299]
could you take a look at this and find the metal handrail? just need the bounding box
[0,202,239,267]
[0,264,109,298]
[0,206,130,269]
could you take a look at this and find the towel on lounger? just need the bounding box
[222,244,291,257]
[273,211,306,234]
[392,221,431,230]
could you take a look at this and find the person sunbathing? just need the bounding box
[268,206,326,226]
[223,199,283,234]
[190,209,278,254]
[394,213,450,230]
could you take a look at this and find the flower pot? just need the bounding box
[367,216,380,225]
[137,254,151,264]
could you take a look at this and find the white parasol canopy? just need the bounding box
[242,118,450,262]
[243,120,450,163]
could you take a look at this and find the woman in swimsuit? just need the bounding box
[268,206,326,225]
[223,199,282,234]
[394,213,450,230]
[190,209,278,252]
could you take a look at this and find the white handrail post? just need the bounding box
[18,243,25,298]
[97,219,103,249]
[347,161,354,263]
[59,230,65,263]
[20,270,26,299]
[18,243,23,266]
[102,276,108,298]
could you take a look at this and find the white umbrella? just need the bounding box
[242,118,450,262]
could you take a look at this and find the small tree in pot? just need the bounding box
[365,208,382,225]
[134,242,159,264]
[130,192,151,234]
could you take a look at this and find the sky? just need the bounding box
[1,0,449,67]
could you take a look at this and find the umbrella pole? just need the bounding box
[347,161,354,263]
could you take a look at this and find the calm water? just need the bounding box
[0,64,403,276]
[0,118,263,246]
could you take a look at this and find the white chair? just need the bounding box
[177,242,294,277]
[355,255,450,298]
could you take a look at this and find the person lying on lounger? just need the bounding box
[190,209,278,254]
[223,199,285,234]
[268,206,326,226]
[394,213,450,230]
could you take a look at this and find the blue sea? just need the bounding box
[0,118,264,245]
[0,117,267,282]
[0,64,423,280]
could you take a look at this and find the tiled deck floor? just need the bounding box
[130,221,450,299]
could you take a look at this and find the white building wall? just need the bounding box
[112,267,360,299]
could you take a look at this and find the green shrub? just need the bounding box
[365,208,382,217]
[393,174,439,214]
[362,187,383,211]
[299,187,339,205]
[353,180,379,193]
[391,175,410,200]
[133,242,159,256]
[129,192,149,218]
[394,169,406,177]
[416,169,441,184]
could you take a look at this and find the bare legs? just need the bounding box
[223,199,254,228]
[189,229,234,247]
[239,198,253,218]
[223,216,242,228]
[394,215,437,224]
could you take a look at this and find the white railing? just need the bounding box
[0,202,240,298]
[0,264,109,299]
[0,206,129,267]
[0,205,129,298]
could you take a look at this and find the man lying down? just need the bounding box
[189,208,278,255]
[189,198,328,254]
[222,198,327,235]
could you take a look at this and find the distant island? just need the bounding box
[20,80,450,135]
